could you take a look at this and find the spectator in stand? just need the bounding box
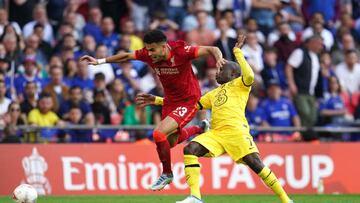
[58,86,95,126]
[74,34,96,60]
[0,8,21,36]
[286,35,323,131]
[64,105,92,143]
[32,23,52,59]
[14,57,44,99]
[83,7,102,44]
[319,76,348,126]
[115,60,140,96]
[241,31,264,81]
[20,81,38,116]
[246,93,267,139]
[260,79,302,142]
[182,0,216,32]
[149,11,179,41]
[186,10,216,46]
[92,89,111,125]
[63,0,86,39]
[302,12,334,50]
[318,51,336,98]
[109,79,127,118]
[94,73,117,114]
[1,102,26,138]
[25,34,47,68]
[332,33,360,65]
[167,0,188,26]
[216,1,252,28]
[0,81,10,118]
[0,124,21,143]
[64,59,77,80]
[273,23,298,63]
[250,0,281,36]
[337,12,360,44]
[335,49,360,93]
[27,92,63,142]
[23,4,54,44]
[43,66,69,112]
[279,0,304,33]
[88,45,115,84]
[302,0,340,28]
[121,19,144,51]
[267,22,296,46]
[8,0,37,28]
[261,47,288,91]
[214,15,237,40]
[244,17,266,44]
[99,17,120,55]
[71,60,94,103]
[213,19,236,61]
[2,33,23,69]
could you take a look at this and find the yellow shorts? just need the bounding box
[191,129,259,164]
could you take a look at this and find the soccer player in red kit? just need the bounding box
[80,30,225,191]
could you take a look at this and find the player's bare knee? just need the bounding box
[243,153,264,174]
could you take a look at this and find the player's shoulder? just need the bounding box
[168,40,187,48]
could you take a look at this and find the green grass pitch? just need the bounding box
[2,194,360,203]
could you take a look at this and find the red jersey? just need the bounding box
[135,41,201,104]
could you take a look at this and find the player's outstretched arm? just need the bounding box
[233,34,254,86]
[197,46,226,68]
[79,52,136,65]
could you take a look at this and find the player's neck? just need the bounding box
[164,43,171,60]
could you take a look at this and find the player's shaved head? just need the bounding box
[216,61,241,84]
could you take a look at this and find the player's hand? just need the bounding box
[235,34,246,49]
[135,93,156,107]
[216,58,226,68]
[79,55,98,65]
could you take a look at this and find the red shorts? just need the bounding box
[162,102,198,129]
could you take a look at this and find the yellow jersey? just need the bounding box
[199,47,254,133]
[28,109,59,127]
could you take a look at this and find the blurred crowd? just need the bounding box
[0,0,360,143]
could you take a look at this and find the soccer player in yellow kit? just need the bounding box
[136,35,293,203]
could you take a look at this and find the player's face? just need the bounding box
[145,43,167,63]
[216,65,233,84]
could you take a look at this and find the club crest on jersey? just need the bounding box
[214,89,228,106]
[170,56,175,66]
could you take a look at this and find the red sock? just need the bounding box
[176,125,202,145]
[153,131,172,174]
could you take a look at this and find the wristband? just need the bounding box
[96,58,106,65]
[154,96,164,105]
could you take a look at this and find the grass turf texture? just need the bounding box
[2,194,360,203]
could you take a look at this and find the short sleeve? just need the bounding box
[287,49,304,68]
[184,45,199,60]
[134,48,149,62]
[199,92,212,110]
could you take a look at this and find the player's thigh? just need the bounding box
[191,131,226,158]
[221,133,259,164]
[155,116,179,135]
[164,104,198,129]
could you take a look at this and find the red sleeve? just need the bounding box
[184,45,199,60]
[134,48,149,62]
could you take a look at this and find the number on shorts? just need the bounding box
[174,107,188,117]
[246,137,253,146]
